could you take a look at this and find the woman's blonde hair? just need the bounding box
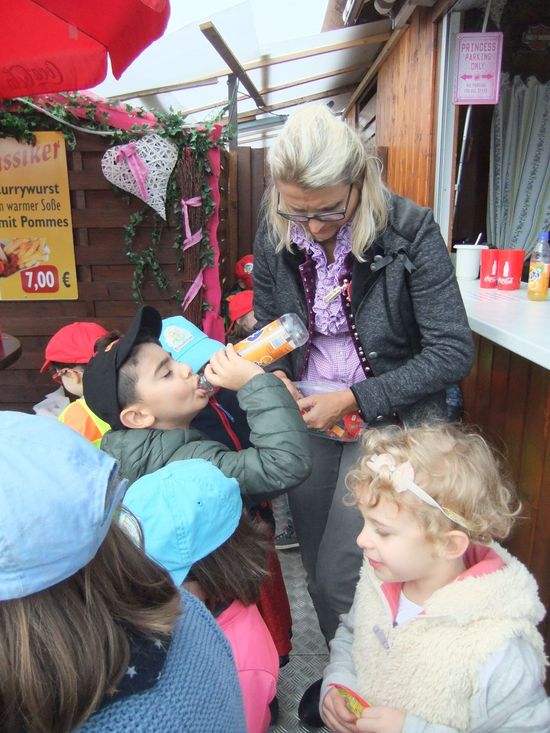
[0,524,181,733]
[347,423,521,545]
[264,104,390,258]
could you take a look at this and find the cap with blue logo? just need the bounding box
[0,412,126,601]
[160,315,224,373]
[122,459,242,586]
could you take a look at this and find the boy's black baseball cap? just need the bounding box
[83,306,162,430]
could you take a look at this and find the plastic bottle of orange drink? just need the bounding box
[527,231,550,301]
[232,312,308,365]
[198,313,308,390]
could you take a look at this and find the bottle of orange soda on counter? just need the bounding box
[527,231,550,301]
[198,313,308,390]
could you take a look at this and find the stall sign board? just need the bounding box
[453,32,503,105]
[0,131,78,300]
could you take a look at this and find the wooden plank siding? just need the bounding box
[236,146,267,262]
[218,150,238,297]
[374,7,439,206]
[462,334,550,652]
[0,133,232,414]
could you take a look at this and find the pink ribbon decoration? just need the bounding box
[178,128,225,340]
[183,270,204,312]
[115,142,149,201]
[180,196,204,312]
[181,196,203,250]
[201,134,226,341]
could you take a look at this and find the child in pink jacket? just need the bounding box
[122,459,278,733]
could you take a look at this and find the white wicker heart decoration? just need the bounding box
[101,134,178,220]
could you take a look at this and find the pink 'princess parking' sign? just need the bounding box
[453,32,503,105]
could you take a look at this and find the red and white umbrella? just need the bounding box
[0,0,170,99]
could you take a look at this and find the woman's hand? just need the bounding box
[356,706,405,733]
[297,390,358,432]
[322,688,359,733]
[272,369,303,402]
[203,344,263,391]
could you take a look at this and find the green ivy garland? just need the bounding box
[0,94,229,304]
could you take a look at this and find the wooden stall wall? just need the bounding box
[236,146,267,259]
[0,132,214,414]
[375,7,439,206]
[462,334,550,649]
[218,146,266,297]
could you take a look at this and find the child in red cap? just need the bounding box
[235,254,254,289]
[226,289,256,340]
[222,255,255,331]
[41,322,110,447]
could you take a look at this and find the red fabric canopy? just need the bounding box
[0,0,170,99]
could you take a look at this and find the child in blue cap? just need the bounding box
[83,305,312,498]
[0,411,245,733]
[123,460,279,733]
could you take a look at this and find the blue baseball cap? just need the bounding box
[160,315,224,372]
[0,412,127,601]
[121,460,242,586]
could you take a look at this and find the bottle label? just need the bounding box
[234,319,293,365]
[528,263,549,294]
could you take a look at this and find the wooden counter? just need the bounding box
[458,280,550,369]
[459,280,550,659]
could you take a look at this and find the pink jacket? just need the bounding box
[217,600,278,733]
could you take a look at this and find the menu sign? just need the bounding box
[453,32,503,105]
[0,131,78,300]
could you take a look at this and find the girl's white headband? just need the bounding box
[366,453,475,532]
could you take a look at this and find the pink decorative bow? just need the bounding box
[366,453,475,531]
[115,142,149,201]
[366,453,440,508]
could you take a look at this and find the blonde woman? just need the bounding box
[253,105,473,724]
[0,412,245,733]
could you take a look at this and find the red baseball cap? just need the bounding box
[234,254,254,289]
[227,290,254,330]
[41,322,109,373]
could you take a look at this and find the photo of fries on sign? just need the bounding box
[0,237,50,277]
[0,132,77,300]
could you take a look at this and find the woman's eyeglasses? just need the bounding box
[276,184,353,223]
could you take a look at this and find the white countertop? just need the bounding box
[458,279,550,370]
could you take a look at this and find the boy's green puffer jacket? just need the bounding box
[101,372,312,500]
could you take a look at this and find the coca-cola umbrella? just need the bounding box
[0,0,170,99]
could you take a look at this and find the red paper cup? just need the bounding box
[479,249,499,288]
[497,249,524,290]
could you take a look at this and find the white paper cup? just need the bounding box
[454,245,488,279]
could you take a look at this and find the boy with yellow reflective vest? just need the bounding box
[41,322,110,447]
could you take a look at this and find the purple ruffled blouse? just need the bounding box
[291,222,364,387]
